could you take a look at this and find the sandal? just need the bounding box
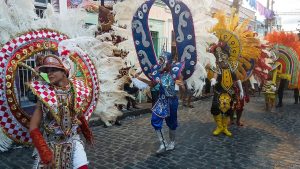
[237,121,244,126]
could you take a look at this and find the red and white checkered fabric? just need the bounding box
[0,29,68,143]
[30,79,91,117]
[80,54,100,120]
[29,81,59,113]
[71,79,90,115]
[0,102,31,142]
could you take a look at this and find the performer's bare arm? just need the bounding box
[210,73,218,87]
[205,63,211,69]
[29,102,55,167]
[176,75,185,92]
[29,102,42,131]
[213,73,218,79]
[137,76,153,86]
[134,72,154,87]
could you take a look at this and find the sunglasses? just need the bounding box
[41,67,63,74]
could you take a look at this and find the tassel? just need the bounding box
[0,127,13,152]
[78,115,94,145]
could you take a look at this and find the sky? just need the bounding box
[242,0,300,32]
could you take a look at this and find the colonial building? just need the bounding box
[148,1,173,56]
[211,0,256,30]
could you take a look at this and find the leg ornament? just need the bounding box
[166,129,176,151]
[155,130,167,154]
[213,114,223,136]
[222,116,232,137]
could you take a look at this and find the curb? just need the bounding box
[89,95,213,127]
[89,108,152,127]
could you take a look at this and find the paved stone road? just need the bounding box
[1,92,300,169]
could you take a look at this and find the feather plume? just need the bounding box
[59,37,130,125]
[265,32,300,60]
[265,31,300,88]
[212,11,261,81]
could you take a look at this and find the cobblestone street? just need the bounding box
[0,92,300,169]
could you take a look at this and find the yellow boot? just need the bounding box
[222,116,232,137]
[213,114,223,136]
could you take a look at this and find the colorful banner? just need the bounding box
[246,0,274,19]
[67,0,118,9]
[67,0,88,9]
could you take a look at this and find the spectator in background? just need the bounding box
[204,78,211,96]
[132,72,159,107]
[294,88,299,104]
[182,81,194,108]
[204,65,213,96]
[124,77,139,110]
[276,79,287,107]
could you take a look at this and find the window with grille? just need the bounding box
[34,0,50,18]
[35,6,46,18]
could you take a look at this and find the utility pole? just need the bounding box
[270,0,274,31]
[265,0,270,35]
[297,21,300,39]
[232,0,241,15]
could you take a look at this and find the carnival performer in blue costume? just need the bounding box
[130,0,203,154]
[150,52,185,153]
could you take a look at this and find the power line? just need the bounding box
[275,12,300,16]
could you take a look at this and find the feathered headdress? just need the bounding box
[211,10,261,81]
[265,31,300,88]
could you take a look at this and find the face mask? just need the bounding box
[216,47,229,66]
[158,57,167,71]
